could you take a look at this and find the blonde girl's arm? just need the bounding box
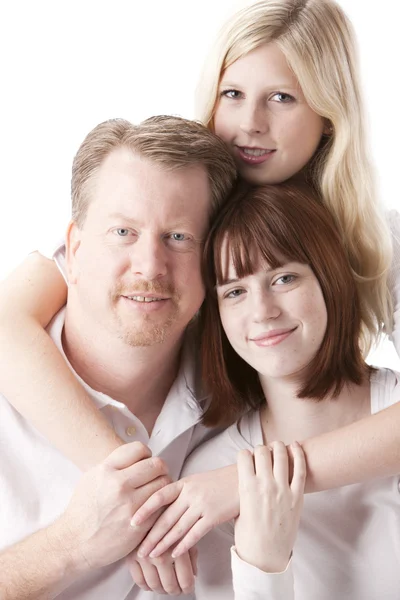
[300,400,400,492]
[0,252,123,470]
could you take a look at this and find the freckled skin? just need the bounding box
[217,255,327,381]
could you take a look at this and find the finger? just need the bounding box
[171,517,213,558]
[155,555,183,596]
[237,449,255,488]
[290,441,307,496]
[174,551,196,594]
[104,442,151,470]
[253,445,273,481]
[121,456,169,489]
[131,475,172,514]
[140,560,165,594]
[127,509,164,550]
[148,508,200,558]
[189,545,198,577]
[127,556,150,591]
[271,441,290,488]
[137,500,188,557]
[131,480,183,526]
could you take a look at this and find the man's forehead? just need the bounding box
[84,146,212,227]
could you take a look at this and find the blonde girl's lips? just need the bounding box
[236,146,276,165]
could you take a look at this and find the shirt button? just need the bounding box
[126,426,137,437]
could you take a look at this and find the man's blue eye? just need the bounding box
[171,233,185,241]
[116,229,129,236]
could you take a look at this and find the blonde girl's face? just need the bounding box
[213,42,327,185]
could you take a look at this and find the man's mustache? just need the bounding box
[112,280,178,298]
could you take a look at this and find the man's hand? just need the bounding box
[235,443,305,573]
[128,547,198,595]
[52,442,171,573]
[131,465,239,559]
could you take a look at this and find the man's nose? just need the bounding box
[129,235,168,280]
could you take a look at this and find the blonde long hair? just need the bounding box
[196,0,393,353]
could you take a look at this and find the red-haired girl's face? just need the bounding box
[216,251,327,384]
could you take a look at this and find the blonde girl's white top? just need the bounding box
[182,367,400,600]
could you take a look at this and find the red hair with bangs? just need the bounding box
[201,181,369,428]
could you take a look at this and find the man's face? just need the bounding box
[67,148,211,347]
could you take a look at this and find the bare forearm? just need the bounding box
[0,523,81,600]
[0,317,124,469]
[216,401,400,508]
[0,254,124,471]
[302,402,400,492]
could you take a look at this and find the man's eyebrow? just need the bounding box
[107,212,138,222]
[107,212,201,232]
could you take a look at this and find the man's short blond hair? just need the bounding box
[71,115,237,226]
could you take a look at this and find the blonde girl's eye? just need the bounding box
[270,92,295,103]
[220,89,243,100]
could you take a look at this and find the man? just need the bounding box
[0,116,236,599]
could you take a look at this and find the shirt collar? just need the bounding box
[47,308,207,415]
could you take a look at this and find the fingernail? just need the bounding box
[137,549,145,558]
[130,517,139,527]
[291,441,299,448]
[148,551,157,558]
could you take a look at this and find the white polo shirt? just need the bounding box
[0,307,210,599]
[182,367,400,600]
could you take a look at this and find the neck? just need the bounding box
[62,308,183,432]
[259,374,371,445]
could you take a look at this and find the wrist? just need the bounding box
[236,546,291,574]
[46,517,90,580]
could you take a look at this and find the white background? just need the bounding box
[0,0,399,367]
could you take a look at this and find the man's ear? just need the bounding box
[65,220,82,285]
